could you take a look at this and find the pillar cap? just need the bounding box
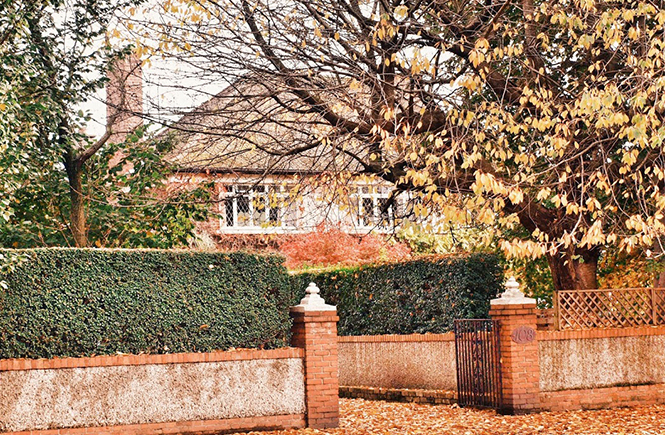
[291,282,337,313]
[490,277,537,305]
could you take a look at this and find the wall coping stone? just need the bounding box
[0,347,304,372]
[538,325,665,341]
[338,333,454,343]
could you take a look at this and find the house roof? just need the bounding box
[166,76,366,175]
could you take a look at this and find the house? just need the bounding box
[106,57,402,244]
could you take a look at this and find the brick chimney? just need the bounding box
[107,53,143,144]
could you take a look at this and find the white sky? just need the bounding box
[81,57,227,139]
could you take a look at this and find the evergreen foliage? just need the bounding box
[294,254,503,335]
[0,248,292,359]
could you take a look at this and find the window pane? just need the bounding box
[221,183,297,228]
[378,197,391,226]
[253,196,268,225]
[237,196,251,226]
[269,206,280,225]
[223,199,234,227]
[362,197,374,226]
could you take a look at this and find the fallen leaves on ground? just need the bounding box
[251,399,665,435]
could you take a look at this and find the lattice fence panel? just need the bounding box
[555,288,665,330]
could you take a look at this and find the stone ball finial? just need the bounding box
[306,282,320,296]
[490,276,537,305]
[504,277,522,298]
[291,282,336,312]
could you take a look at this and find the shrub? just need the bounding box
[278,225,412,269]
[0,248,293,359]
[293,254,503,335]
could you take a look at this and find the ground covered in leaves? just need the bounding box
[254,399,665,435]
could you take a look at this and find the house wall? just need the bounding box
[170,173,396,236]
[0,349,305,434]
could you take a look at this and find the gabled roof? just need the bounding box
[166,76,365,175]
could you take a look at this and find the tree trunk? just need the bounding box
[64,154,88,247]
[653,204,665,288]
[655,270,665,288]
[546,247,600,290]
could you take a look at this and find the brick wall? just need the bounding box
[338,324,665,413]
[0,348,306,434]
[0,286,343,435]
[541,384,665,412]
[3,414,306,435]
[340,386,456,405]
[337,308,665,414]
[482,281,665,413]
[487,285,665,413]
[536,326,665,411]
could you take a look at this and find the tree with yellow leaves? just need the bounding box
[133,0,665,289]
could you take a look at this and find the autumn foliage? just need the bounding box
[256,399,665,435]
[132,0,665,290]
[278,226,411,270]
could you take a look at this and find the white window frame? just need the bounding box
[353,185,396,230]
[218,183,297,233]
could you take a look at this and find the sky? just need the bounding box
[81,57,226,139]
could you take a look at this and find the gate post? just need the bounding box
[290,283,339,429]
[489,278,541,414]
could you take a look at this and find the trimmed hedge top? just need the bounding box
[294,253,503,335]
[0,248,293,359]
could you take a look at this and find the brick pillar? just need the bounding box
[489,277,541,414]
[290,283,339,429]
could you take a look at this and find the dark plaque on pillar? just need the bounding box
[511,326,536,344]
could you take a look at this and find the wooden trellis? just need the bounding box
[555,288,665,330]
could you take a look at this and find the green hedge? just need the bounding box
[294,254,503,335]
[0,248,293,359]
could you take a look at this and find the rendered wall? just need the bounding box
[338,334,456,391]
[339,326,665,412]
[539,328,665,392]
[0,351,305,433]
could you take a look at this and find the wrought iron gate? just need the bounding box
[453,319,503,409]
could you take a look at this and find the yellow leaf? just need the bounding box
[394,5,408,19]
